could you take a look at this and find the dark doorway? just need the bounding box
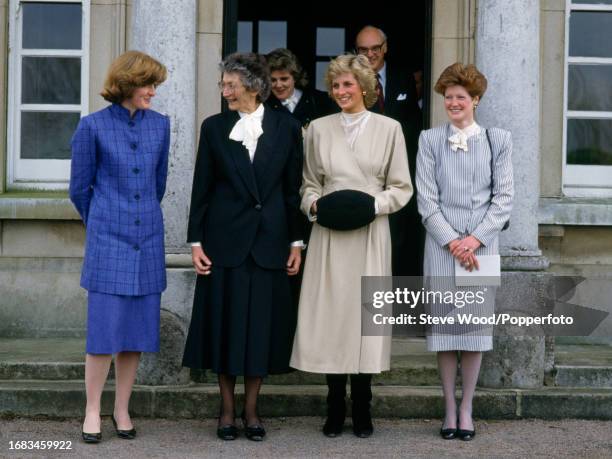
[223,0,432,126]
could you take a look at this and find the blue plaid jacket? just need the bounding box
[70,103,170,295]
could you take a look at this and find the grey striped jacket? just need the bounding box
[415,123,514,247]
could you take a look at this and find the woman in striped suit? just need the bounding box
[415,63,513,441]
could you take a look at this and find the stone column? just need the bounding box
[130,0,197,385]
[475,0,552,388]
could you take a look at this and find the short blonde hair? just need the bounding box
[101,50,167,103]
[324,54,378,109]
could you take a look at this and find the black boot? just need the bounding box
[350,373,373,438]
[323,374,347,437]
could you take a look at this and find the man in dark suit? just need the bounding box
[356,25,424,276]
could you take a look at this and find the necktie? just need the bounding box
[376,73,385,113]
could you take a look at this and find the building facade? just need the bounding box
[0,0,610,383]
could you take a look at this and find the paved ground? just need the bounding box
[1,417,611,458]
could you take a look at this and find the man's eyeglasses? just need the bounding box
[355,42,386,55]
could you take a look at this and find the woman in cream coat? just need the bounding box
[290,54,412,438]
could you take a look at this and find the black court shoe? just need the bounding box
[440,426,458,440]
[81,430,102,444]
[216,409,238,441]
[241,412,266,441]
[217,423,238,441]
[457,418,476,441]
[111,415,137,440]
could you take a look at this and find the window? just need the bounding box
[7,0,89,190]
[315,27,344,92]
[563,0,612,196]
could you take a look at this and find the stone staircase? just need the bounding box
[1,337,612,420]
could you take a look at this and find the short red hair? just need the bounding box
[434,62,487,99]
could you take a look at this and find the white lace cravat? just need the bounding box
[448,122,480,152]
[229,103,264,161]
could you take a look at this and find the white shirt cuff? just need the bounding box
[190,242,201,247]
[291,240,306,249]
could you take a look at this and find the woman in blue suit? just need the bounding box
[182,52,303,441]
[69,51,169,443]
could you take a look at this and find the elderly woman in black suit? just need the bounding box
[182,52,303,441]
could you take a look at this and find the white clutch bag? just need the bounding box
[454,254,501,286]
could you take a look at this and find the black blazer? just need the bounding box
[187,108,303,270]
[371,62,425,277]
[265,87,338,129]
[371,63,422,161]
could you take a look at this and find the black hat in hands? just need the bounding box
[316,189,376,231]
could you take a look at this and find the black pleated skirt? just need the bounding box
[182,256,296,377]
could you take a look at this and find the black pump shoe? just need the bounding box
[217,423,238,441]
[440,426,458,440]
[457,418,475,441]
[241,413,266,441]
[111,415,136,440]
[81,431,102,444]
[457,427,476,441]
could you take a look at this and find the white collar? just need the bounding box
[340,110,371,150]
[281,88,302,113]
[238,102,265,119]
[450,121,481,138]
[377,63,387,81]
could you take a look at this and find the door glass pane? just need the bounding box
[316,28,345,56]
[22,57,81,104]
[237,21,253,52]
[567,118,612,165]
[258,21,286,53]
[569,11,612,57]
[22,2,82,50]
[315,61,330,92]
[20,111,80,159]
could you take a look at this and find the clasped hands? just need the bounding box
[191,245,302,276]
[448,235,481,272]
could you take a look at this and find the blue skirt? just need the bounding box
[86,292,161,354]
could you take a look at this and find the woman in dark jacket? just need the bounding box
[265,48,337,130]
[182,52,303,441]
[70,50,169,443]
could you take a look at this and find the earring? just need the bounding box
[362,91,367,96]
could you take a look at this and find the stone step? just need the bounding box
[1,380,612,420]
[3,338,612,387]
[0,337,440,386]
[554,343,612,388]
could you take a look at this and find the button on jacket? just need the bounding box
[70,103,170,295]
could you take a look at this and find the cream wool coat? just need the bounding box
[290,112,413,374]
